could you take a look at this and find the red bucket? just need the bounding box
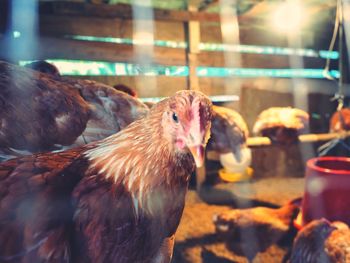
[301,156,350,226]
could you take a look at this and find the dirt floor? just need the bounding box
[172,177,305,263]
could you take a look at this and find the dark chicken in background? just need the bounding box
[24,60,61,77]
[213,201,300,261]
[0,61,148,161]
[290,219,350,263]
[207,105,248,162]
[329,108,350,132]
[0,90,213,262]
[317,108,350,156]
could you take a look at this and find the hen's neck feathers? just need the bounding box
[84,100,193,200]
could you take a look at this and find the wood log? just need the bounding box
[247,131,350,147]
[207,131,350,162]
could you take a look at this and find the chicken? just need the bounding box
[213,201,300,261]
[24,60,61,76]
[0,61,90,157]
[208,105,248,162]
[23,61,148,144]
[0,90,213,262]
[317,108,350,156]
[253,107,309,144]
[329,108,350,132]
[0,61,148,160]
[290,219,350,263]
[113,84,138,97]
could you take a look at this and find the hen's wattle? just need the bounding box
[0,90,213,263]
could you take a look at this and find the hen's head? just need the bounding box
[156,90,212,167]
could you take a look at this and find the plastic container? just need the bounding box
[218,147,253,182]
[301,156,350,226]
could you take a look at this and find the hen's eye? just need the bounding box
[172,112,179,123]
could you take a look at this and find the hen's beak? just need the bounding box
[188,145,205,168]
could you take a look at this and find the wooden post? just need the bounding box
[185,1,200,91]
[185,0,205,190]
[219,0,242,95]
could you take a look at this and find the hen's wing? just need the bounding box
[64,78,149,145]
[0,148,87,262]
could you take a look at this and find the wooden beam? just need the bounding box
[186,1,201,91]
[207,131,350,162]
[247,131,350,147]
[197,51,327,68]
[0,37,186,65]
[39,15,185,42]
[0,35,326,69]
[38,13,331,51]
[39,1,222,23]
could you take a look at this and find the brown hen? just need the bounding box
[0,90,213,262]
[0,61,148,160]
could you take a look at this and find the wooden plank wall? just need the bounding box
[0,1,334,98]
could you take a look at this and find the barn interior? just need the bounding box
[0,0,350,262]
